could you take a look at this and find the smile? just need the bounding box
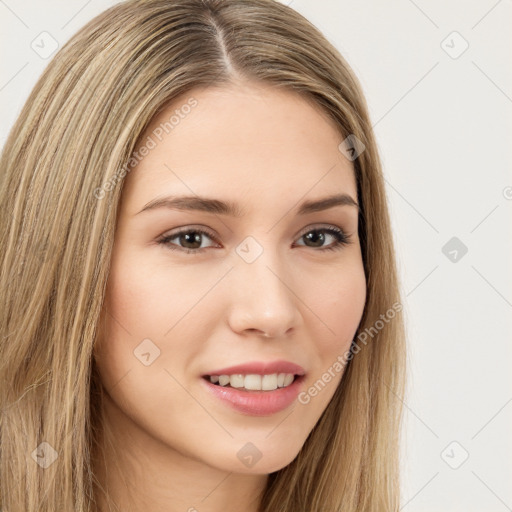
[205,373,297,391]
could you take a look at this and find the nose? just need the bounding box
[226,251,302,339]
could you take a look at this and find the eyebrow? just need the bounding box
[136,193,359,217]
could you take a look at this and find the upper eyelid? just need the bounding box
[161,223,347,240]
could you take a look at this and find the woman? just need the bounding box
[0,1,406,510]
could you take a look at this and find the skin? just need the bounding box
[93,80,367,512]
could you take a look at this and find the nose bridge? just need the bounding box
[227,236,300,337]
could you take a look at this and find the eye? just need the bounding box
[294,225,351,252]
[157,226,219,254]
[157,225,352,255]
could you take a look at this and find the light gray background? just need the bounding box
[1,1,511,510]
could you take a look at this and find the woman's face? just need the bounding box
[94,81,366,474]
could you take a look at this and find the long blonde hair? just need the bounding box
[0,1,406,510]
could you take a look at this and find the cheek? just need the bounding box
[95,249,213,392]
[296,259,365,406]
[93,259,202,438]
[293,263,366,427]
[94,254,165,391]
[307,259,366,350]
[105,245,228,333]
[103,249,190,341]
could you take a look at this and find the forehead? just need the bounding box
[122,82,357,212]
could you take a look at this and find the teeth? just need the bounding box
[261,374,276,391]
[218,375,230,386]
[283,373,294,386]
[244,374,261,390]
[230,374,244,388]
[208,373,296,391]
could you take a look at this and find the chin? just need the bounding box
[214,442,303,475]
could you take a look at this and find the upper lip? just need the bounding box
[203,360,306,377]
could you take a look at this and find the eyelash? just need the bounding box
[157,225,352,255]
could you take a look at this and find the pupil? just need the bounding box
[181,232,201,249]
[305,231,324,247]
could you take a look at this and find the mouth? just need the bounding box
[202,373,303,392]
[200,372,306,416]
[199,360,307,415]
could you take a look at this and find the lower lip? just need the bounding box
[200,376,305,416]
